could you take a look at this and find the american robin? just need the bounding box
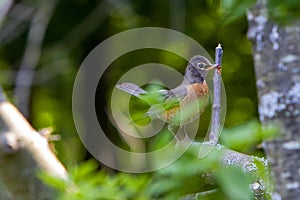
[116,55,217,143]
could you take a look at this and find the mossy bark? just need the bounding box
[248,1,300,199]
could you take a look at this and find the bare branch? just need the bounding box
[0,86,67,199]
[209,44,223,143]
[192,142,269,199]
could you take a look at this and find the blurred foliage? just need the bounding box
[220,0,256,25]
[0,0,288,199]
[41,138,273,200]
[40,160,150,200]
[267,0,300,24]
[220,119,279,154]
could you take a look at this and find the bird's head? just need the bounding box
[184,55,217,84]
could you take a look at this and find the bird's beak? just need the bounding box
[205,64,219,71]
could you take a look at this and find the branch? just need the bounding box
[198,44,223,158]
[209,44,223,143]
[191,142,270,199]
[0,86,67,199]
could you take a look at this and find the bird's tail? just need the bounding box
[116,83,147,98]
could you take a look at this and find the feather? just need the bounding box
[116,83,147,97]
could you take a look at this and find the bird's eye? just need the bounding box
[197,62,205,69]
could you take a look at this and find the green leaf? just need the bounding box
[220,119,261,152]
[268,0,300,24]
[220,0,256,25]
[38,171,67,190]
[220,119,279,153]
[70,160,99,182]
[216,167,253,200]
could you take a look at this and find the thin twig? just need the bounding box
[209,44,223,143]
[198,44,223,158]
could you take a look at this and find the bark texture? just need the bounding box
[248,1,300,199]
[0,87,67,200]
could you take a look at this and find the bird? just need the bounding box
[116,55,217,144]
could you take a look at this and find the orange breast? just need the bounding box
[185,82,209,101]
[160,82,209,125]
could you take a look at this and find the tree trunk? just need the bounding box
[247,1,300,199]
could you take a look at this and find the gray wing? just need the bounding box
[116,83,147,97]
[159,85,187,102]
